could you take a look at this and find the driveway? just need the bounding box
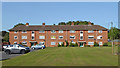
[0,49,36,61]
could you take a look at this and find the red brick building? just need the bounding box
[9,22,108,47]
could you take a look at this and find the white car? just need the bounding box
[31,44,45,49]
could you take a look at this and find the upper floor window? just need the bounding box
[88,30,94,33]
[32,36,35,40]
[51,30,56,33]
[22,36,27,39]
[88,42,94,45]
[51,36,56,39]
[70,36,75,39]
[14,36,17,39]
[88,36,94,39]
[39,36,45,39]
[99,42,102,45]
[14,31,18,33]
[80,31,83,34]
[97,36,102,39]
[39,30,45,33]
[59,36,63,39]
[99,30,102,33]
[59,30,63,33]
[70,30,75,33]
[32,31,34,34]
[51,42,56,45]
[22,30,27,33]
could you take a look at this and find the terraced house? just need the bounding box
[9,22,108,47]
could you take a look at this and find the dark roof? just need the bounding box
[9,25,108,31]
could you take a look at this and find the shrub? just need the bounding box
[65,41,69,47]
[75,42,78,47]
[94,42,99,47]
[62,42,64,47]
[58,44,61,47]
[69,42,73,47]
[107,42,112,47]
[103,43,108,46]
[84,44,90,47]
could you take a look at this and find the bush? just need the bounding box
[103,43,108,46]
[84,44,90,47]
[62,42,64,47]
[75,42,78,47]
[94,42,99,47]
[58,44,61,47]
[107,42,112,47]
[65,41,69,47]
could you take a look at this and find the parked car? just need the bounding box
[31,44,45,49]
[4,44,30,54]
[2,45,9,51]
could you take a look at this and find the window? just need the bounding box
[14,31,18,33]
[70,36,75,39]
[39,42,44,45]
[39,30,45,33]
[51,42,55,45]
[72,42,75,44]
[32,36,35,40]
[22,36,27,39]
[14,36,17,39]
[51,36,56,39]
[99,42,102,45]
[80,36,83,40]
[88,30,94,33]
[59,36,63,39]
[99,30,102,33]
[14,42,17,44]
[97,36,102,39]
[39,36,45,39]
[59,30,63,33]
[59,42,63,45]
[88,36,94,39]
[80,31,83,34]
[32,31,34,34]
[51,30,56,33]
[22,30,27,33]
[88,42,94,45]
[70,30,75,33]
[22,42,27,45]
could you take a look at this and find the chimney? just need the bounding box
[88,22,92,25]
[26,23,29,26]
[71,22,74,25]
[42,23,45,25]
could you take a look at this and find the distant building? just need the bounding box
[9,22,108,47]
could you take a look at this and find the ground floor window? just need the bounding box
[51,42,56,45]
[99,42,102,45]
[88,42,94,45]
[39,42,44,45]
[59,42,63,45]
[22,42,27,45]
[14,42,17,44]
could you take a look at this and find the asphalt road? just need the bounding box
[0,49,36,61]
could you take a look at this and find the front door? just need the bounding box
[31,42,34,46]
[80,42,83,47]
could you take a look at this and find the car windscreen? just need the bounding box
[18,44,24,47]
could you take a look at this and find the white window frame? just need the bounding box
[70,36,75,39]
[88,42,94,45]
[72,42,75,44]
[31,31,35,34]
[88,30,94,33]
[51,36,56,39]
[22,30,27,33]
[14,36,18,39]
[51,42,56,45]
[31,36,35,40]
[39,30,45,33]
[99,42,102,45]
[14,42,17,44]
[70,30,75,33]
[80,36,83,40]
[59,36,63,39]
[39,42,44,45]
[88,36,94,39]
[22,36,27,39]
[80,31,83,34]
[97,36,102,39]
[99,30,102,33]
[22,41,27,45]
[59,30,63,33]
[39,36,45,39]
[59,42,63,45]
[51,30,56,33]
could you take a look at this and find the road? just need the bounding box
[0,49,36,61]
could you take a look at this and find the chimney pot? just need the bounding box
[88,22,92,25]
[71,22,74,25]
[26,23,29,26]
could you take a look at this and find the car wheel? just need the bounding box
[5,50,11,55]
[21,50,25,54]
[32,47,35,50]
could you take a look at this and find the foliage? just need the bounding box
[14,23,25,27]
[69,42,75,47]
[75,42,78,47]
[62,42,64,47]
[108,27,120,40]
[84,44,90,47]
[58,44,61,47]
[58,21,94,25]
[103,43,108,46]
[94,42,99,47]
[3,32,9,42]
[65,41,69,47]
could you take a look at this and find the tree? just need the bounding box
[14,23,25,27]
[94,42,99,47]
[108,27,120,40]
[58,22,66,25]
[3,32,9,42]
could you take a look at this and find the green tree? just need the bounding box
[94,42,99,47]
[3,32,9,42]
[108,27,120,40]
[14,23,25,27]
[58,22,66,25]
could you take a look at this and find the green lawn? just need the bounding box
[2,47,118,66]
